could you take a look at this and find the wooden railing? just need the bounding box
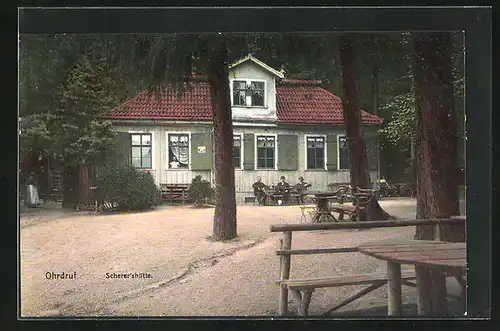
[270,217,466,316]
[270,218,465,238]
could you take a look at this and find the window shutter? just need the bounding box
[190,133,213,171]
[326,134,338,171]
[115,132,132,165]
[277,135,298,171]
[365,132,378,171]
[243,133,255,170]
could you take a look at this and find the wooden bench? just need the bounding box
[270,218,466,316]
[325,188,375,222]
[329,203,359,221]
[327,182,351,192]
[160,184,190,204]
[278,269,417,316]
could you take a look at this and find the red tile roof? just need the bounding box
[107,82,213,121]
[106,79,383,125]
[276,80,382,124]
[280,79,323,85]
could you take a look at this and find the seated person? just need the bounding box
[295,176,311,204]
[252,176,267,205]
[276,176,291,204]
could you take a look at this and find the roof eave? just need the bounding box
[229,54,285,78]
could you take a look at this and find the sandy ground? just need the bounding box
[19,199,466,317]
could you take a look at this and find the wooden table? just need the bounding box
[311,192,341,223]
[358,239,466,316]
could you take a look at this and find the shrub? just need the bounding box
[96,164,161,211]
[187,175,214,207]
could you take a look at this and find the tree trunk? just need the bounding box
[413,32,463,242]
[371,35,379,116]
[78,164,91,207]
[209,39,237,240]
[410,139,417,194]
[339,34,391,221]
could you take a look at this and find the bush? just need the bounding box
[187,175,214,207]
[96,164,161,211]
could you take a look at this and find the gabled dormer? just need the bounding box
[228,55,285,122]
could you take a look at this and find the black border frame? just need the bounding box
[14,6,492,330]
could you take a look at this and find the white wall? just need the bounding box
[228,62,277,122]
[113,123,378,204]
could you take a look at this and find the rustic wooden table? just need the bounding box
[358,239,466,317]
[311,192,340,223]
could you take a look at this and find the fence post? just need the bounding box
[279,231,292,316]
[434,222,442,241]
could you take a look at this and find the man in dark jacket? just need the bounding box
[295,176,311,204]
[252,177,267,205]
[276,176,291,205]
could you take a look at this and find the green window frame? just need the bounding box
[256,135,276,169]
[131,133,152,169]
[306,136,326,170]
[233,135,242,169]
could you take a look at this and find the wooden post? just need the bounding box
[415,266,433,316]
[278,231,292,316]
[299,290,313,316]
[431,269,447,316]
[434,223,442,241]
[387,261,402,316]
[278,239,283,275]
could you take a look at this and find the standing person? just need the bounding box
[296,176,312,204]
[252,176,268,205]
[25,172,40,207]
[276,176,290,205]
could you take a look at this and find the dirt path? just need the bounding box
[20,199,464,317]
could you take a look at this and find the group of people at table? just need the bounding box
[252,176,311,206]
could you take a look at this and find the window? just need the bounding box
[232,80,265,107]
[233,135,242,169]
[306,136,326,170]
[131,133,152,169]
[168,133,189,169]
[256,135,275,169]
[338,135,351,170]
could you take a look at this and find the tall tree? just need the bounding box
[338,34,391,221]
[370,35,380,116]
[413,32,463,242]
[209,39,237,240]
[50,55,118,208]
[121,34,241,240]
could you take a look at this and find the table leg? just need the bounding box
[311,211,319,223]
[415,266,433,316]
[431,269,447,316]
[387,261,402,316]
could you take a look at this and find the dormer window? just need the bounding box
[232,80,265,107]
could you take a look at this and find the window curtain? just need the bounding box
[169,135,189,166]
